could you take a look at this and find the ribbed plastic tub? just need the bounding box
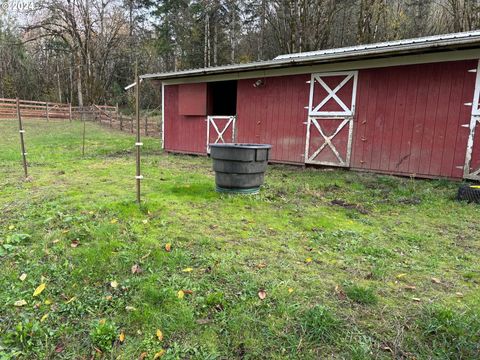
[210,143,272,194]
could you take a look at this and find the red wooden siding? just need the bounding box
[178,83,207,116]
[351,60,477,178]
[236,75,310,163]
[163,59,478,179]
[164,85,206,154]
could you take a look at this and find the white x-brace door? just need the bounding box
[305,71,358,166]
[206,115,236,153]
[464,60,480,180]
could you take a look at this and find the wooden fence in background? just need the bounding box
[0,97,161,137]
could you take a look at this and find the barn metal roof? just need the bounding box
[141,30,480,81]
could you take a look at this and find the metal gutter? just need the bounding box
[141,30,480,81]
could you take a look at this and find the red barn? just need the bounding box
[143,31,480,181]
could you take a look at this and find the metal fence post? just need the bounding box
[16,98,28,178]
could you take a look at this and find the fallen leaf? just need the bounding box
[139,352,148,360]
[165,243,171,252]
[456,292,464,298]
[65,296,76,304]
[99,319,106,325]
[105,295,112,301]
[131,264,142,274]
[119,331,125,343]
[256,263,267,269]
[156,329,163,341]
[52,239,60,244]
[110,219,118,224]
[110,280,118,289]
[182,267,193,272]
[142,219,148,224]
[19,273,27,281]
[305,257,313,263]
[141,251,151,260]
[8,225,15,230]
[404,285,416,291]
[153,350,165,359]
[288,288,294,293]
[70,240,80,248]
[177,290,185,299]
[396,273,407,279]
[14,299,27,307]
[54,344,64,353]
[125,306,137,311]
[412,297,421,302]
[196,318,211,325]
[33,283,46,297]
[258,289,267,300]
[40,313,49,322]
[44,299,52,305]
[431,277,441,284]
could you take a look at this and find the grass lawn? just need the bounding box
[0,119,479,359]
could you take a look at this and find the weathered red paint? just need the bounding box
[163,59,478,179]
[351,60,477,178]
[164,85,206,154]
[178,83,207,116]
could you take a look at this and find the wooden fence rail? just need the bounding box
[0,97,161,137]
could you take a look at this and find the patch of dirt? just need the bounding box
[330,199,369,214]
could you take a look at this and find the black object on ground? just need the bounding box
[210,143,272,194]
[457,184,480,203]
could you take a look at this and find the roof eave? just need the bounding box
[141,36,480,81]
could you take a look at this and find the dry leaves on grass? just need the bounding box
[131,264,142,274]
[14,299,27,307]
[258,290,267,300]
[165,243,172,252]
[156,329,163,341]
[33,283,46,297]
[153,350,166,359]
[19,273,27,281]
[119,332,126,343]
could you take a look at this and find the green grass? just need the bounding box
[0,119,479,359]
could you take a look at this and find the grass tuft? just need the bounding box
[343,282,378,305]
[301,305,341,343]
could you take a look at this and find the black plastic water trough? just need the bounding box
[210,143,272,194]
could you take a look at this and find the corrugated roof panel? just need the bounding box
[141,30,480,81]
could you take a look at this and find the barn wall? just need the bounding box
[164,85,206,154]
[163,59,478,179]
[236,75,310,163]
[351,60,477,179]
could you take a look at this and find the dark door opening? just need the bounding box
[208,80,237,115]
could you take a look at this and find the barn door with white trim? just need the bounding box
[305,71,358,166]
[207,115,236,153]
[464,60,480,180]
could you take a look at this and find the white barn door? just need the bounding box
[464,60,480,180]
[305,71,358,167]
[206,115,236,153]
